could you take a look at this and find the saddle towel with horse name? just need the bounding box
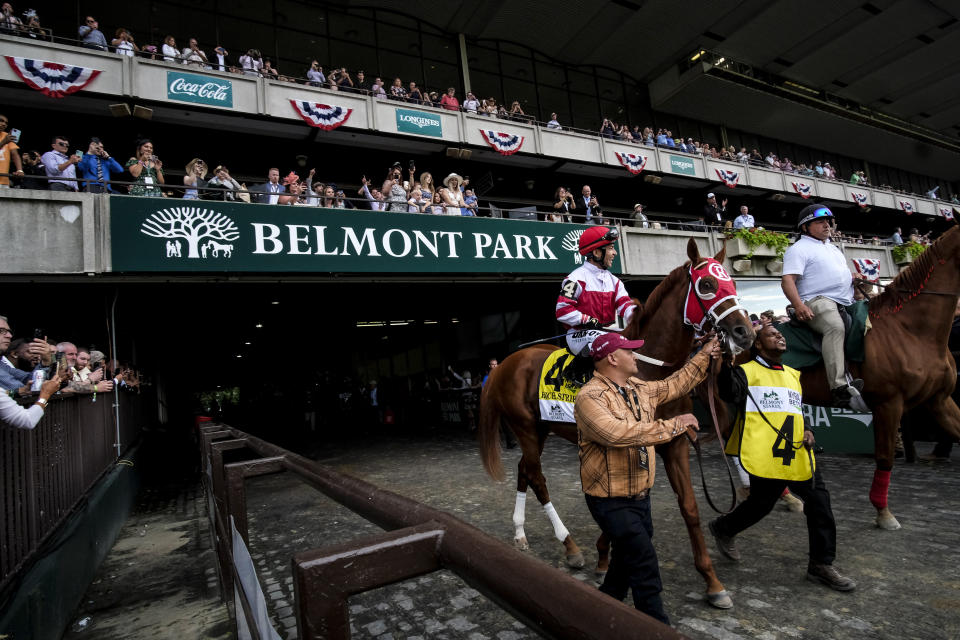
[537,349,580,423]
[724,360,815,481]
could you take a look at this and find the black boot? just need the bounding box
[562,353,595,388]
[831,386,852,408]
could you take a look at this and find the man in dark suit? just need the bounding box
[252,168,282,204]
[703,192,728,226]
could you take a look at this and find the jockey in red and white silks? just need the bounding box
[555,226,634,356]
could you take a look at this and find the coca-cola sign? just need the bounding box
[166,71,233,108]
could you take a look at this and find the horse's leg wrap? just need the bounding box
[512,491,527,544]
[870,469,891,510]
[542,502,570,542]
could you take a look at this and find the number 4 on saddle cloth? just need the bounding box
[538,349,581,423]
[775,299,870,409]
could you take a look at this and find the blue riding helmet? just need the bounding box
[797,204,834,229]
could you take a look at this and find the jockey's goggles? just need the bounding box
[798,206,834,228]
[603,228,620,243]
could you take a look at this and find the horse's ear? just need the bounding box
[631,298,643,320]
[714,240,727,263]
[687,238,701,264]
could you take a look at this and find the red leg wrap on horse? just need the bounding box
[870,469,891,509]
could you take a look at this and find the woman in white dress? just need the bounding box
[440,173,466,215]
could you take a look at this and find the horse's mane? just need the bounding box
[870,226,957,313]
[632,261,690,330]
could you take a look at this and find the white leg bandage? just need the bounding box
[543,502,570,542]
[512,491,527,540]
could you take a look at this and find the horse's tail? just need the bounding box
[478,370,506,482]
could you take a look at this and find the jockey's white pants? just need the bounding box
[565,328,605,357]
[804,296,847,390]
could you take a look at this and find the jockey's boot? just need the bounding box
[562,353,595,388]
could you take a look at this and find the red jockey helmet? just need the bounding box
[578,226,620,255]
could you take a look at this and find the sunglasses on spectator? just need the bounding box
[56,141,69,146]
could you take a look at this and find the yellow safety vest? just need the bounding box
[724,359,815,481]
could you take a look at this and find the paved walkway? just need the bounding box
[62,452,232,640]
[243,431,958,640]
[63,428,958,640]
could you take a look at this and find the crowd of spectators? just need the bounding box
[0,4,956,210]
[0,313,141,429]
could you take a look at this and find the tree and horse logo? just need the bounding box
[140,207,240,259]
[561,229,585,264]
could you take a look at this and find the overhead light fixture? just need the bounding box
[716,57,725,64]
[271,301,279,305]
[244,342,251,345]
[356,321,386,327]
[133,105,153,120]
[389,320,409,326]
[255,323,263,328]
[690,50,705,62]
[451,318,460,324]
[424,320,438,325]
[236,354,243,358]
[459,149,472,160]
[109,103,131,117]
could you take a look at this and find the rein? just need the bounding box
[689,370,738,514]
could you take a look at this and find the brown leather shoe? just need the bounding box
[806,563,856,592]
[708,519,740,562]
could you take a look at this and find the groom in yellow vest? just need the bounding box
[708,323,856,592]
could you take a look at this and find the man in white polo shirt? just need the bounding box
[781,204,863,408]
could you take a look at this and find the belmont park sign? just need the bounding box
[108,196,622,274]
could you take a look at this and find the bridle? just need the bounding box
[684,259,749,347]
[684,258,751,514]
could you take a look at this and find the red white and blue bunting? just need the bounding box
[791,182,813,199]
[852,258,880,283]
[480,130,524,156]
[5,56,101,98]
[715,168,740,188]
[899,200,915,215]
[614,151,648,175]
[851,192,869,208]
[289,100,353,130]
[939,207,955,221]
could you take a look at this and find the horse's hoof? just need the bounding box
[515,537,530,551]
[706,590,734,610]
[875,511,902,531]
[566,552,585,569]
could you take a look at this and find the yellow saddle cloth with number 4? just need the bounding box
[538,349,580,423]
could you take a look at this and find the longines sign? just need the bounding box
[109,196,622,274]
[166,71,233,108]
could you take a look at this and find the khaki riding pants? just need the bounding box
[805,296,847,389]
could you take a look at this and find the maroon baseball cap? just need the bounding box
[590,333,645,361]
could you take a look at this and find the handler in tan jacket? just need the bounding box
[574,332,719,625]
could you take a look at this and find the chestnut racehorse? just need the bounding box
[798,225,960,530]
[478,239,755,608]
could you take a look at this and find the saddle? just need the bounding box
[775,300,869,371]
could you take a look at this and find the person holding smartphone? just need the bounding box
[125,139,164,197]
[40,135,80,191]
[78,137,123,193]
[0,113,23,188]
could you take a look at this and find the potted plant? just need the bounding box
[892,241,925,265]
[726,227,792,259]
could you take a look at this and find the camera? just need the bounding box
[33,328,43,339]
[408,160,416,170]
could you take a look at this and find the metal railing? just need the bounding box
[199,423,687,640]
[0,392,143,595]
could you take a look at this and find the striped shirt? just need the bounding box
[555,261,634,328]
